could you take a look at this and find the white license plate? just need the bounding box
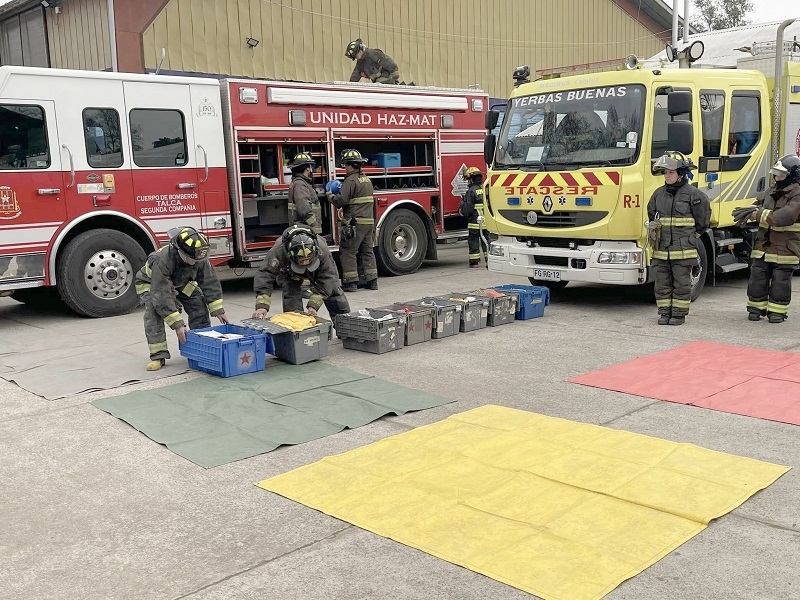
[533,268,562,281]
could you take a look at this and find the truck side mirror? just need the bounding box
[667,121,693,155]
[485,110,500,131]
[667,90,692,116]
[484,134,497,166]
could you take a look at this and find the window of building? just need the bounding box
[83,108,124,168]
[729,93,761,155]
[129,109,188,168]
[0,8,48,67]
[699,91,725,157]
[0,104,50,170]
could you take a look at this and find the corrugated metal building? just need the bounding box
[0,0,682,97]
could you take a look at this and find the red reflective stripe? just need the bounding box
[583,172,602,186]
[606,171,620,185]
[520,173,535,187]
[501,175,516,187]
[491,174,500,185]
[540,174,557,186]
[561,173,578,187]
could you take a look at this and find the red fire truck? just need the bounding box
[0,66,487,317]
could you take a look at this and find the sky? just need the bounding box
[664,0,799,25]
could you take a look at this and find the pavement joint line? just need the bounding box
[0,398,93,424]
[170,524,354,599]
[601,399,662,426]
[729,511,800,534]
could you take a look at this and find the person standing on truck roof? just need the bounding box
[646,152,711,326]
[252,224,350,320]
[458,167,488,268]
[326,149,379,292]
[733,155,800,323]
[345,38,400,85]
[135,227,228,371]
[287,152,322,235]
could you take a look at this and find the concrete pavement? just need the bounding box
[1,244,798,600]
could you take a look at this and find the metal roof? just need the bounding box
[645,19,800,68]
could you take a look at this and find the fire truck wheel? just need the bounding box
[56,229,147,318]
[689,241,708,302]
[376,209,428,275]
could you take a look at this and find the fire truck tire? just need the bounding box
[56,229,147,318]
[376,209,428,275]
[689,242,708,302]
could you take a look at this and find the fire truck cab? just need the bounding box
[0,66,487,317]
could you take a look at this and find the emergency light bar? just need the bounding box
[266,87,469,111]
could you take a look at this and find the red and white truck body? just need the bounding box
[0,66,487,316]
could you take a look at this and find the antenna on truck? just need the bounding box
[154,48,166,75]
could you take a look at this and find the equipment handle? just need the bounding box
[197,144,209,183]
[61,144,75,189]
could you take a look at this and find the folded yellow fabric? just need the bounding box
[269,312,317,332]
[257,405,789,600]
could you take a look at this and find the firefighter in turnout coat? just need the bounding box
[646,152,711,325]
[734,154,800,323]
[326,149,378,292]
[252,225,351,319]
[345,38,400,84]
[287,152,322,235]
[135,227,228,371]
[459,166,488,267]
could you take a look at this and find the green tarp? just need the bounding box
[92,361,453,468]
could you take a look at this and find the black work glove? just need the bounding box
[732,206,757,228]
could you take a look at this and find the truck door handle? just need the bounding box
[38,188,61,195]
[197,144,209,183]
[61,144,75,188]
[177,183,196,189]
[93,194,112,207]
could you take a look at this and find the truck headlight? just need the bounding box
[597,251,638,264]
[489,244,505,256]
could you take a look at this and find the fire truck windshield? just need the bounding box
[494,84,645,171]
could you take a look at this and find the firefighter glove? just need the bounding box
[732,206,758,227]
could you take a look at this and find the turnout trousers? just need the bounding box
[340,224,377,285]
[746,258,794,317]
[652,258,694,317]
[140,290,210,360]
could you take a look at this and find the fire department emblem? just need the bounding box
[558,195,566,205]
[542,195,554,213]
[86,173,101,183]
[196,98,217,118]
[0,186,21,220]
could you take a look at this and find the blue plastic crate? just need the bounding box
[179,324,272,377]
[490,284,550,320]
[368,153,401,168]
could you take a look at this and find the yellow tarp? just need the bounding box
[257,405,789,600]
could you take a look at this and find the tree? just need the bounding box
[689,0,753,33]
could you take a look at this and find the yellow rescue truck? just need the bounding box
[483,19,800,299]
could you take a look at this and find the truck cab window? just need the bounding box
[729,93,760,155]
[651,89,690,159]
[0,104,49,170]
[129,108,188,168]
[699,92,724,157]
[83,108,123,168]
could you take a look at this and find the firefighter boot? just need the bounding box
[668,316,685,326]
[768,313,787,324]
[748,312,762,322]
[658,314,671,325]
[366,279,378,290]
[342,282,358,293]
[146,358,166,371]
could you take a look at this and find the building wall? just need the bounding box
[141,0,665,98]
[47,0,111,71]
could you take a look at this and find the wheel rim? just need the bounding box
[83,249,132,300]
[390,224,419,262]
[690,256,703,289]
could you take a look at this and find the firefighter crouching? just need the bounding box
[288,152,322,235]
[326,149,378,292]
[646,152,711,326]
[345,38,400,84]
[135,227,228,371]
[252,225,351,319]
[459,167,488,268]
[734,154,800,323]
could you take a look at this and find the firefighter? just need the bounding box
[135,227,228,371]
[345,38,400,85]
[459,166,488,268]
[326,149,378,292]
[252,224,351,319]
[646,151,711,326]
[287,152,322,235]
[733,154,800,323]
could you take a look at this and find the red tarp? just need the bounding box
[568,341,800,425]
